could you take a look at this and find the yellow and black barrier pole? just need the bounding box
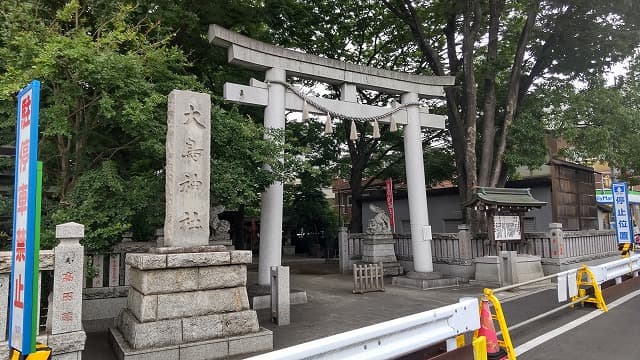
[619,243,634,258]
[10,344,52,360]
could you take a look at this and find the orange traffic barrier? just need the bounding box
[478,298,508,360]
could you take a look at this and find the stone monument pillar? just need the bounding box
[47,222,87,360]
[110,90,272,359]
[338,227,350,274]
[549,223,565,259]
[164,90,211,247]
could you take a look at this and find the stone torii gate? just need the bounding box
[209,25,454,286]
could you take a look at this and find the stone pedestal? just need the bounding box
[362,233,402,276]
[473,253,544,286]
[109,249,272,359]
[392,271,459,290]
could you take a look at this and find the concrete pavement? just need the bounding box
[85,259,492,358]
[83,255,633,359]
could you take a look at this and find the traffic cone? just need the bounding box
[478,298,508,360]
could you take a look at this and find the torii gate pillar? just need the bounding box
[402,92,433,273]
[258,68,286,286]
[209,24,455,286]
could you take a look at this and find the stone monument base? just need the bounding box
[111,249,272,359]
[392,271,460,289]
[362,233,402,276]
[109,326,272,360]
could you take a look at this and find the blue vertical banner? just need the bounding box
[612,182,634,244]
[9,80,40,354]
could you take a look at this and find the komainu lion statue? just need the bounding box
[367,204,391,234]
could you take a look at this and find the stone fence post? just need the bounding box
[458,224,473,260]
[499,251,518,286]
[549,223,565,259]
[338,227,350,274]
[48,222,87,359]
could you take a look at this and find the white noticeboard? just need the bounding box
[494,215,521,241]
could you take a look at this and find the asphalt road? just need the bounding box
[500,276,640,360]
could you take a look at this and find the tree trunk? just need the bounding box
[478,0,504,186]
[462,0,479,202]
[490,0,540,186]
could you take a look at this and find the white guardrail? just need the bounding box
[557,254,640,302]
[590,254,640,284]
[247,298,480,360]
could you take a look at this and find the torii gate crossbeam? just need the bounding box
[209,25,455,286]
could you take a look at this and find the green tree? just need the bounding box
[284,175,338,255]
[262,0,455,232]
[0,0,199,250]
[546,58,640,177]
[0,0,287,251]
[382,0,640,225]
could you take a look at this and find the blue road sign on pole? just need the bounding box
[9,80,40,355]
[612,182,634,244]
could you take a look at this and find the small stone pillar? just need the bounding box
[549,223,565,259]
[499,251,518,286]
[48,222,87,359]
[338,227,349,274]
[270,266,290,326]
[458,224,472,260]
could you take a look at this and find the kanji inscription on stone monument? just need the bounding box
[51,222,85,335]
[164,90,211,247]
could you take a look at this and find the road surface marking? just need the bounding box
[515,288,640,356]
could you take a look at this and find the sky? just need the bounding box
[606,59,630,85]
